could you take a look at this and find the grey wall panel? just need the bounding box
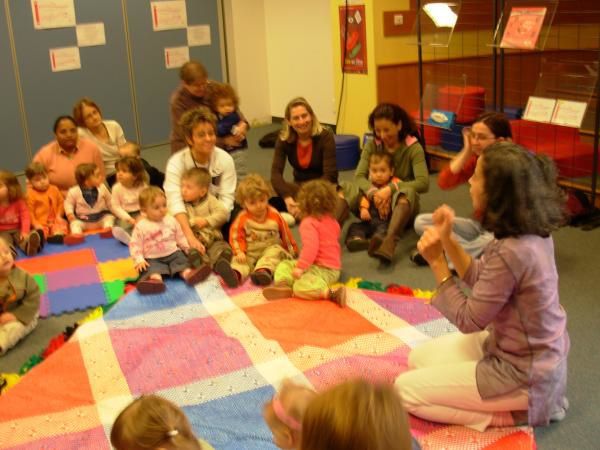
[125,0,223,146]
[0,4,27,172]
[8,0,135,154]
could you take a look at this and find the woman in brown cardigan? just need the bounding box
[270,97,347,224]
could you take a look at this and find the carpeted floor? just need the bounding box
[2,123,599,449]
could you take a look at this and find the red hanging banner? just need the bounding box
[339,5,367,74]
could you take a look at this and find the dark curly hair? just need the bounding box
[480,142,565,238]
[368,103,424,148]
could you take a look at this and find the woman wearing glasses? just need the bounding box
[411,112,512,264]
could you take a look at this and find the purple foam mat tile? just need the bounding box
[46,283,108,316]
[45,265,101,292]
[39,293,50,318]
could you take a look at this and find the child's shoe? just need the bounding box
[346,236,369,252]
[409,249,428,266]
[329,286,347,307]
[137,278,166,295]
[64,234,85,246]
[262,282,293,300]
[214,258,239,288]
[112,226,131,245]
[187,248,204,268]
[250,269,273,286]
[25,232,41,256]
[99,228,113,239]
[47,234,64,244]
[183,264,212,286]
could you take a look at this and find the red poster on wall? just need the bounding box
[339,5,367,74]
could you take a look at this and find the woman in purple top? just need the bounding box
[396,142,569,431]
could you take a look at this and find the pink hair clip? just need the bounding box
[272,395,301,431]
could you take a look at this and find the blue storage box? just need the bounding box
[440,123,467,152]
[334,134,360,171]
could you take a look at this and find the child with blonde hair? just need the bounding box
[64,162,114,244]
[118,141,165,188]
[206,81,248,180]
[181,167,238,287]
[229,174,297,286]
[262,179,345,306]
[0,170,42,256]
[130,186,210,294]
[0,236,40,355]
[300,379,417,450]
[25,162,69,244]
[111,394,213,450]
[111,156,149,244]
[263,380,317,449]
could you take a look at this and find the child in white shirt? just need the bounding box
[129,186,211,295]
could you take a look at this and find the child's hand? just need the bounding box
[292,268,303,279]
[128,218,136,226]
[234,252,247,264]
[18,233,26,243]
[360,208,371,221]
[235,121,248,139]
[0,312,17,325]
[134,260,149,272]
[195,217,209,228]
[222,136,241,148]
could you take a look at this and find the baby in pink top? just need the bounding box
[263,180,346,306]
[129,186,211,295]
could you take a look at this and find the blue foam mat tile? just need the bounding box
[46,282,108,315]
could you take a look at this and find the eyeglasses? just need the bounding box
[468,131,495,141]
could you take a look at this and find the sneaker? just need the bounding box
[25,232,41,256]
[346,237,369,252]
[409,249,428,266]
[183,264,212,286]
[263,282,293,300]
[112,226,131,245]
[47,234,64,244]
[250,269,273,286]
[137,278,166,295]
[280,212,296,227]
[214,258,239,288]
[550,397,570,422]
[99,228,113,239]
[64,234,85,246]
[329,286,347,307]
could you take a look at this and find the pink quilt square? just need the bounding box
[45,265,101,292]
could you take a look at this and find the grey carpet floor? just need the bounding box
[2,124,598,449]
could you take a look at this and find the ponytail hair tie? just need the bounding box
[166,429,179,437]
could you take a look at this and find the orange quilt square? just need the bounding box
[15,248,96,274]
[244,299,382,353]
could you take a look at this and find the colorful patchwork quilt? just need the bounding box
[0,276,535,449]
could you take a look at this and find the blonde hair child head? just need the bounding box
[235,173,272,206]
[0,170,23,202]
[296,180,337,219]
[139,186,166,211]
[263,380,316,449]
[119,141,142,158]
[110,394,203,450]
[300,379,413,450]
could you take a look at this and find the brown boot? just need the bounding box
[329,286,347,307]
[335,197,350,226]
[373,200,411,264]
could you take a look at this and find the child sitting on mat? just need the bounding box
[263,380,316,450]
[117,141,165,188]
[0,170,43,256]
[129,186,211,295]
[0,236,40,356]
[229,174,297,286]
[181,167,238,287]
[300,379,419,450]
[111,156,149,245]
[262,179,346,306]
[64,162,115,245]
[25,162,69,245]
[111,394,214,450]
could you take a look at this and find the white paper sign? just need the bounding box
[523,96,556,123]
[76,23,106,47]
[151,1,187,31]
[165,46,190,69]
[49,47,81,72]
[31,0,76,30]
[551,99,588,128]
[187,25,211,46]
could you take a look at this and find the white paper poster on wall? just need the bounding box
[164,46,190,69]
[523,96,556,123]
[187,25,211,46]
[76,23,106,47]
[550,99,588,128]
[151,1,187,31]
[49,47,81,72]
[31,0,76,30]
